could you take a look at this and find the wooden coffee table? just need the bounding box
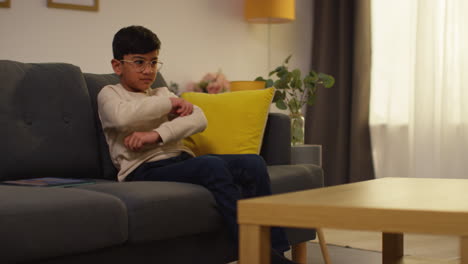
[238,177,468,264]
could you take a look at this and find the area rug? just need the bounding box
[311,228,460,261]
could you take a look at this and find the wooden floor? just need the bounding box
[291,242,458,264]
[231,228,460,264]
[314,228,459,260]
[230,243,381,264]
[297,243,381,264]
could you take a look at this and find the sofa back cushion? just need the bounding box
[260,113,292,165]
[0,60,101,180]
[84,72,168,180]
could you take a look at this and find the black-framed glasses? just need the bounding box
[120,59,163,72]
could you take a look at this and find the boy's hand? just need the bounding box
[124,131,160,151]
[169,98,193,117]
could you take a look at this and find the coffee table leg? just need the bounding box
[382,232,403,264]
[461,236,468,264]
[239,224,270,264]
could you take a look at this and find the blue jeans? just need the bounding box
[126,152,290,252]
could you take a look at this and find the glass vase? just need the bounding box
[289,112,305,146]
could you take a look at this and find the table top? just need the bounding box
[238,177,468,235]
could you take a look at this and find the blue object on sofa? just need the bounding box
[0,60,324,264]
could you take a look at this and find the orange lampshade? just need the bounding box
[230,81,266,92]
[245,0,295,24]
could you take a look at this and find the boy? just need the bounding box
[97,25,296,264]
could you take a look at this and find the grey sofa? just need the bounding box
[0,60,324,264]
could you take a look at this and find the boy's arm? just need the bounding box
[98,86,172,129]
[124,131,161,151]
[151,87,207,144]
[155,104,207,144]
[124,104,207,151]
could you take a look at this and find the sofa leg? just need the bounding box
[291,242,307,263]
[317,228,332,264]
[291,229,332,264]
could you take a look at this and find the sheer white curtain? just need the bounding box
[370,0,468,179]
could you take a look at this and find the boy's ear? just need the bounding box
[111,59,122,76]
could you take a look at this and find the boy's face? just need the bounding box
[111,50,159,93]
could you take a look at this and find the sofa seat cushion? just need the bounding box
[76,181,224,243]
[0,186,128,263]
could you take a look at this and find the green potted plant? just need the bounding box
[255,55,335,146]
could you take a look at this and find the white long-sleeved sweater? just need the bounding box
[97,83,207,181]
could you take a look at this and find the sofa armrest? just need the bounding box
[268,164,323,194]
[260,113,291,165]
[268,163,324,244]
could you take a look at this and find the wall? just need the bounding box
[0,0,312,91]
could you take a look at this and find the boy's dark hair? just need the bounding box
[112,25,161,60]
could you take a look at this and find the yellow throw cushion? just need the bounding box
[181,87,275,156]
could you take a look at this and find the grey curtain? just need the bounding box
[305,0,374,186]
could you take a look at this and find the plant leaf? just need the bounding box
[308,71,319,81]
[274,79,285,89]
[291,69,301,79]
[265,79,274,88]
[275,100,287,110]
[303,76,316,90]
[273,90,286,102]
[290,69,302,90]
[269,66,284,76]
[307,93,317,106]
[318,73,335,88]
[275,71,291,89]
[254,55,335,112]
[276,67,288,79]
